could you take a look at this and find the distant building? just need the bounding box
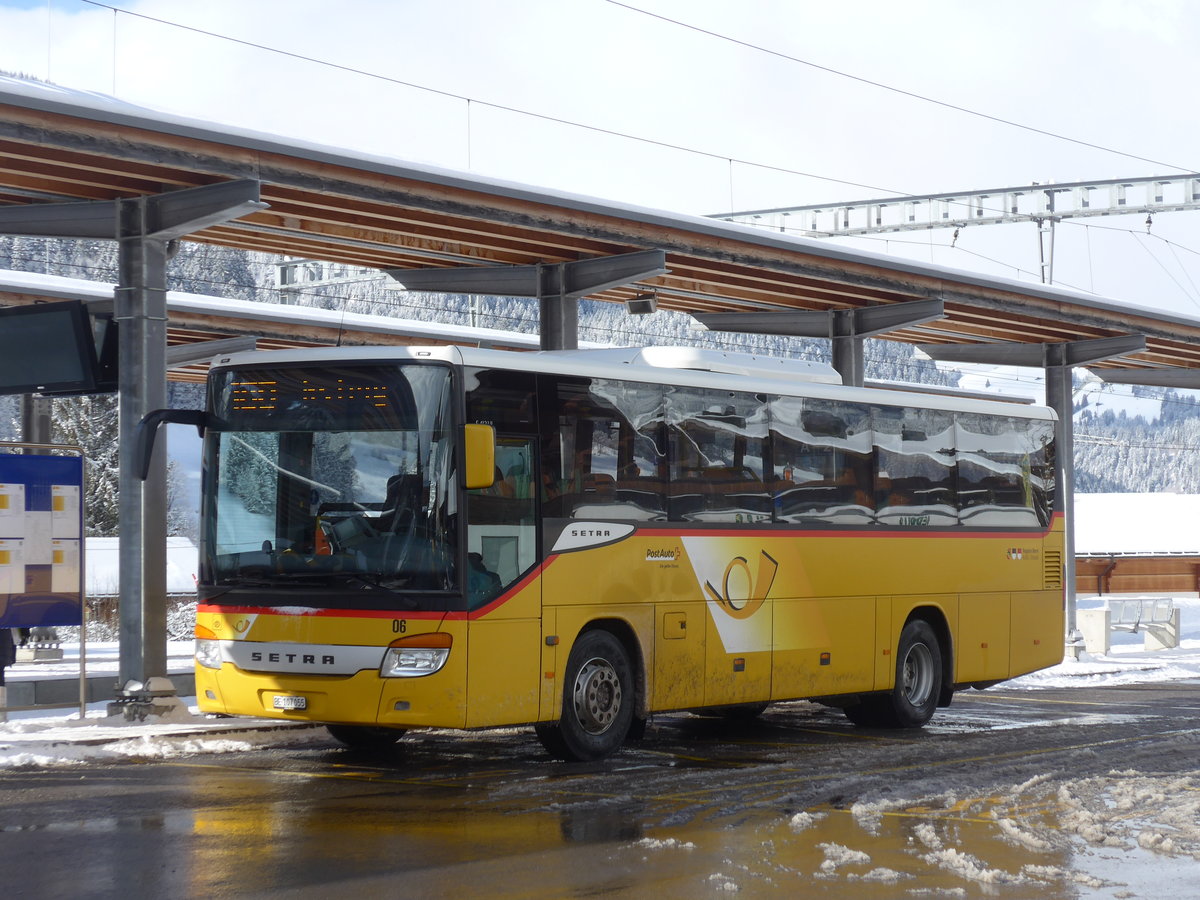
[85,536,197,603]
[1076,494,1200,595]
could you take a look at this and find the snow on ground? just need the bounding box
[0,702,322,768]
[0,640,323,767]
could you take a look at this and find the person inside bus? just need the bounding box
[377,472,421,533]
[484,466,515,498]
[467,552,502,607]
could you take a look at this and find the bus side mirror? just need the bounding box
[136,408,209,481]
[463,424,495,490]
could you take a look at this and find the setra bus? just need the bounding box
[168,344,1063,760]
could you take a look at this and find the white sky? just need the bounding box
[1,0,1198,318]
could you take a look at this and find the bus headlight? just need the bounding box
[381,633,452,677]
[195,626,223,670]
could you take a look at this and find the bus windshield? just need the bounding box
[201,362,459,607]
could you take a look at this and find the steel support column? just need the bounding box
[20,395,52,448]
[1044,358,1076,631]
[829,311,866,387]
[539,282,577,351]
[115,211,171,700]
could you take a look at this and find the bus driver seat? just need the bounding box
[377,473,422,533]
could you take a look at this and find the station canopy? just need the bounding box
[2,74,1200,372]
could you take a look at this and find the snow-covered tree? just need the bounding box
[51,393,120,536]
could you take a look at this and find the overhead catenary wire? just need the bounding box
[603,0,1198,175]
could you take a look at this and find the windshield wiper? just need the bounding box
[221,570,421,605]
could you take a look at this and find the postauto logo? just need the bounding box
[703,550,779,620]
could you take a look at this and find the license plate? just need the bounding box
[272,695,307,710]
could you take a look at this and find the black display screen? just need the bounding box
[0,301,98,395]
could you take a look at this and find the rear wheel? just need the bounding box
[536,630,634,761]
[326,724,405,749]
[844,619,942,728]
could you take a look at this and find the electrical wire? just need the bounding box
[604,0,1198,175]
[1129,232,1200,309]
[74,0,1198,216]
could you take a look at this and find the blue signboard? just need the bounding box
[0,454,84,628]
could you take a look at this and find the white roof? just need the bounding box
[1075,494,1200,556]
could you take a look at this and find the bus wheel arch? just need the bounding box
[536,621,642,761]
[845,609,949,729]
[910,606,955,708]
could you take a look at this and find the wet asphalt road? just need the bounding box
[3,682,1199,899]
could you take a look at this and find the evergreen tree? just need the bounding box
[166,459,198,541]
[51,393,120,536]
[223,431,279,516]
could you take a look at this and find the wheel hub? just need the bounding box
[901,642,935,707]
[572,657,622,735]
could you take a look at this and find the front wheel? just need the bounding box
[537,630,634,761]
[844,619,942,728]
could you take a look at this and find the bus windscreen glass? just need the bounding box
[203,363,459,606]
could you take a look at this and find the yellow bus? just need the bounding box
[187,344,1063,759]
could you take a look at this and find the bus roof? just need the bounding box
[209,344,1056,420]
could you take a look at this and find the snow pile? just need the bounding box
[788,811,822,832]
[1056,772,1200,857]
[706,873,739,892]
[0,704,322,768]
[634,837,695,851]
[815,841,870,876]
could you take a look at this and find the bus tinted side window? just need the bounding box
[544,377,666,520]
[665,387,770,523]
[874,406,956,526]
[1024,418,1056,525]
[956,412,1042,527]
[771,396,874,525]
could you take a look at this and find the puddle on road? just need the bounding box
[594,781,1200,899]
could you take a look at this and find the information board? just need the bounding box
[0,454,84,628]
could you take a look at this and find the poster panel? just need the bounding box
[0,454,84,628]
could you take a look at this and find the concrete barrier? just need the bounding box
[2,671,196,709]
[1079,598,1180,653]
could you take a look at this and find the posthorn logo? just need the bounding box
[704,550,779,620]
